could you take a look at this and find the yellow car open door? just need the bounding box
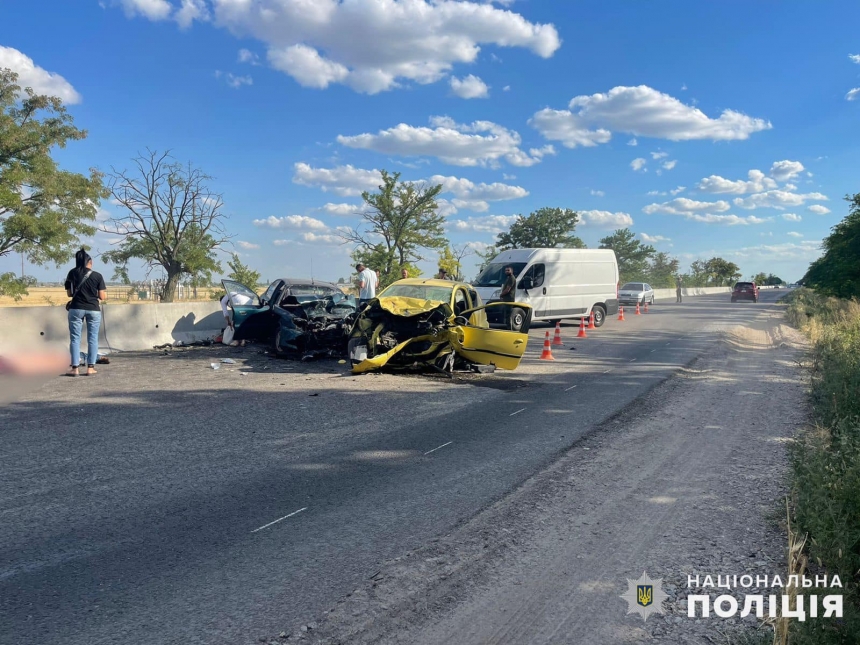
[452,303,532,370]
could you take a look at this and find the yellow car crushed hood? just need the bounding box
[349,298,532,374]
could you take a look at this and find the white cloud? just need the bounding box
[436,199,459,218]
[662,160,677,171]
[627,138,638,146]
[697,169,778,195]
[846,88,860,101]
[215,71,252,88]
[503,85,511,92]
[319,202,366,216]
[430,175,528,202]
[808,204,831,215]
[733,190,828,210]
[647,190,665,196]
[530,85,771,148]
[450,214,518,234]
[118,0,207,27]
[644,198,731,216]
[158,0,560,94]
[639,233,671,243]
[770,160,805,182]
[851,54,860,64]
[450,74,489,99]
[651,151,669,160]
[502,173,517,180]
[787,232,803,238]
[670,186,686,195]
[579,210,634,228]
[782,213,802,222]
[590,189,605,197]
[631,158,647,172]
[237,241,261,250]
[119,0,172,20]
[175,0,208,28]
[0,46,82,104]
[338,117,552,167]
[784,183,798,191]
[686,213,773,225]
[299,232,343,245]
[724,241,821,262]
[253,215,328,230]
[238,49,261,65]
[268,44,349,90]
[293,163,381,196]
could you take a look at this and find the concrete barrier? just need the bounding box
[0,301,223,354]
[653,287,731,300]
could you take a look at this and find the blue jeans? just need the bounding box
[68,309,101,367]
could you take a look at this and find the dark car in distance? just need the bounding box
[731,281,759,303]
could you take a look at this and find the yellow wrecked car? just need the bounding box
[347,279,532,374]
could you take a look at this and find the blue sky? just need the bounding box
[1,0,858,285]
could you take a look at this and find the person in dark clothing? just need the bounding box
[676,276,683,303]
[64,249,107,376]
[499,265,517,328]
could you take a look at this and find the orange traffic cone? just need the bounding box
[552,321,564,346]
[588,311,597,330]
[618,306,625,321]
[635,301,641,315]
[540,331,555,360]
[577,317,588,338]
[644,301,649,313]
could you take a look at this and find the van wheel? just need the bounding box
[592,305,606,328]
[510,307,526,332]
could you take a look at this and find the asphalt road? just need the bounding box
[0,291,786,645]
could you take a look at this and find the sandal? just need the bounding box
[66,365,79,377]
[85,365,98,376]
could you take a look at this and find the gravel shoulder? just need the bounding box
[281,310,808,645]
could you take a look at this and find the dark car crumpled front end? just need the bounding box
[273,298,356,361]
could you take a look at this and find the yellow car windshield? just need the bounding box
[380,284,454,302]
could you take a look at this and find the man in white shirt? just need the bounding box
[355,263,378,310]
[220,291,253,346]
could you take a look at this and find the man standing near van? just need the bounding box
[500,265,517,328]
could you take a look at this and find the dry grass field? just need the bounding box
[0,286,223,308]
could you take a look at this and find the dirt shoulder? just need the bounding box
[279,310,808,645]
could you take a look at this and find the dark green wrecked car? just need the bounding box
[222,279,357,360]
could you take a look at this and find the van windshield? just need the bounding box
[473,262,527,287]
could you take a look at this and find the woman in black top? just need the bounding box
[64,249,107,376]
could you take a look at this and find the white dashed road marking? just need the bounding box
[424,441,453,456]
[510,408,527,417]
[565,385,578,392]
[251,507,308,533]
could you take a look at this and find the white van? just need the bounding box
[472,248,619,329]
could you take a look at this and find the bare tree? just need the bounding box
[102,150,230,302]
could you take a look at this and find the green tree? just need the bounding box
[704,257,742,286]
[341,170,447,288]
[437,246,461,281]
[496,207,584,250]
[0,68,107,298]
[752,272,768,285]
[102,150,228,302]
[226,253,261,287]
[476,245,499,273]
[598,228,656,283]
[803,193,860,298]
[647,252,680,288]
